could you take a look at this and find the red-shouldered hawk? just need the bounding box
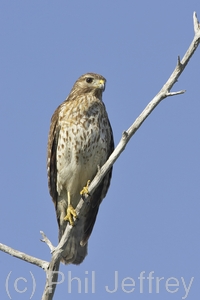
[47,73,114,264]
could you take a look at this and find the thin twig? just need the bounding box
[40,231,55,253]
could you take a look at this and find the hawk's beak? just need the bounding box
[98,79,106,91]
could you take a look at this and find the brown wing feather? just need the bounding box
[47,106,61,208]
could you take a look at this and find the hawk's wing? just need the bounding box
[47,105,61,210]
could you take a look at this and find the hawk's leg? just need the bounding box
[63,191,77,226]
[80,180,91,196]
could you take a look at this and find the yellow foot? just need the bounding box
[80,180,90,195]
[63,204,77,226]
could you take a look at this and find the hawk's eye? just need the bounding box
[86,77,93,83]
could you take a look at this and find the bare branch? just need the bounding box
[42,260,60,300]
[0,243,49,270]
[88,12,200,197]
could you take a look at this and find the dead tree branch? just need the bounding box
[0,243,49,270]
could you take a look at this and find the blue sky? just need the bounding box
[0,1,200,299]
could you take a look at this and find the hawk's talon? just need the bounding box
[64,204,77,226]
[80,180,91,195]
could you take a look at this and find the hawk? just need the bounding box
[47,73,114,264]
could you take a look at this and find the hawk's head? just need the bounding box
[71,73,106,98]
